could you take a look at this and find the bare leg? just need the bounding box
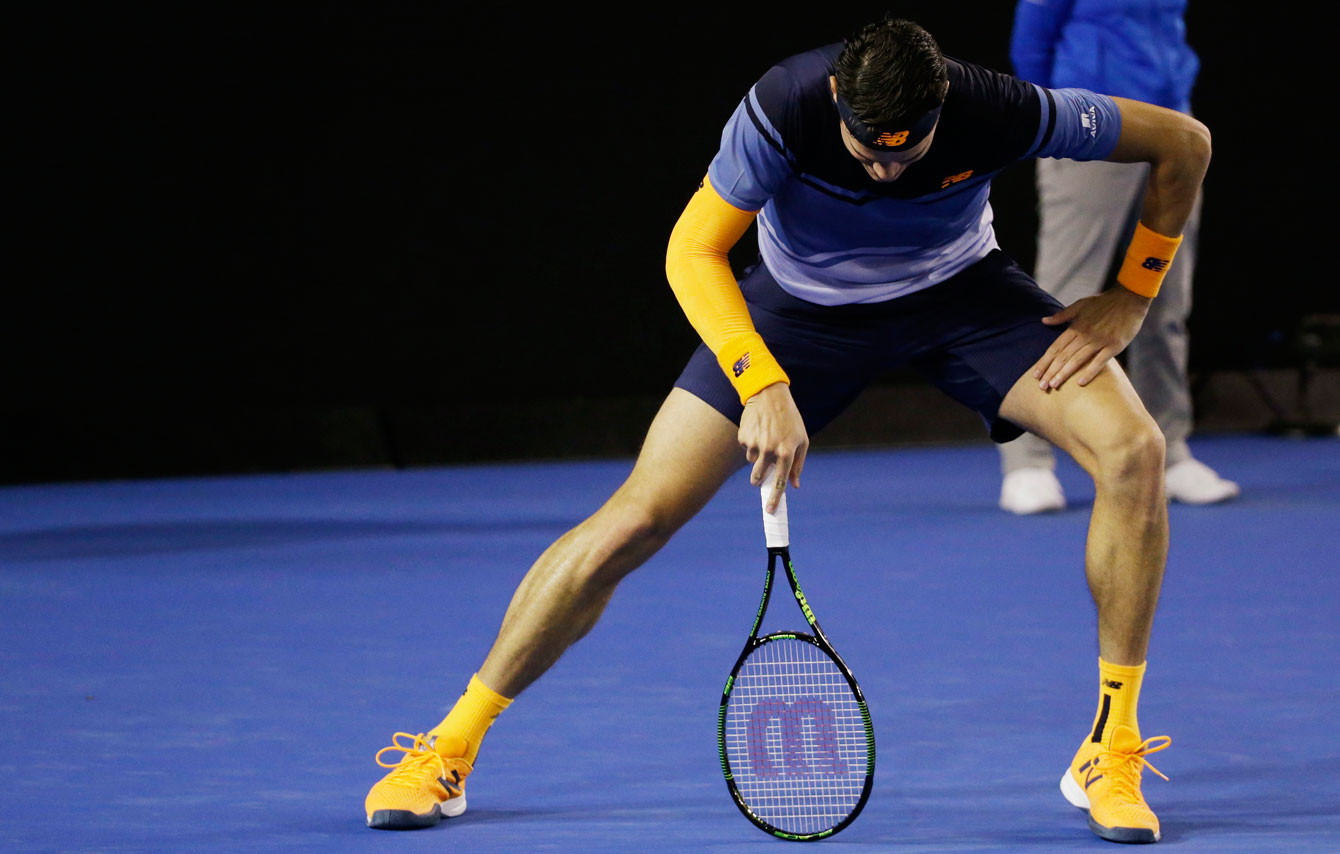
[999,363,1167,664]
[478,389,744,698]
[999,159,1146,478]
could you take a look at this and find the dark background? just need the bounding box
[5,4,1329,483]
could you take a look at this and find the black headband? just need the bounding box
[835,93,942,151]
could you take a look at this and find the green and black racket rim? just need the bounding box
[718,546,876,841]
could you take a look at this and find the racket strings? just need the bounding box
[724,636,870,836]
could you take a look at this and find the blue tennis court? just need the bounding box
[2,434,1336,853]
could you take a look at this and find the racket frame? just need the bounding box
[717,543,877,841]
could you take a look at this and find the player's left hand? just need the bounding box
[1033,286,1151,390]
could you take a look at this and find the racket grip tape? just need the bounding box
[760,464,791,548]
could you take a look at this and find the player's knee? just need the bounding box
[612,502,677,552]
[578,500,677,587]
[1093,417,1165,488]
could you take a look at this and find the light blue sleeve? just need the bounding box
[1034,85,1122,161]
[706,89,793,212]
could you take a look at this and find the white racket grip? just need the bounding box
[760,464,791,548]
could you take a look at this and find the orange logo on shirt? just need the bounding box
[940,170,974,189]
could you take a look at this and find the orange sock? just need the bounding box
[1089,658,1146,745]
[429,673,512,764]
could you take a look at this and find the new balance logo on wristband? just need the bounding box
[1141,257,1170,272]
[733,353,751,378]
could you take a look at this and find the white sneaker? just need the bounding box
[1165,458,1240,504]
[999,467,1067,515]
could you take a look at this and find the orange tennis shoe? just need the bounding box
[365,732,471,830]
[1061,725,1171,844]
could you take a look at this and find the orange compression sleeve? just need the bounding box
[665,176,789,404]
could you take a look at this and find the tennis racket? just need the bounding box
[718,466,876,841]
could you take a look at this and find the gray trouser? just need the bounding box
[999,157,1202,474]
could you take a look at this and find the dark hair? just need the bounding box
[834,16,948,127]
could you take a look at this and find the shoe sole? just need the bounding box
[367,795,466,830]
[1060,771,1160,844]
[1000,501,1066,515]
[1168,489,1239,505]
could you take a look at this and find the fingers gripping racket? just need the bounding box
[718,467,876,840]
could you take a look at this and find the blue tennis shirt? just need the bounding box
[707,44,1122,305]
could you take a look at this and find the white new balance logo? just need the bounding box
[1080,106,1098,138]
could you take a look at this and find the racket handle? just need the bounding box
[760,464,791,548]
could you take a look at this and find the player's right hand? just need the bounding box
[740,383,808,513]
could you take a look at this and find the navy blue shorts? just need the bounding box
[673,250,1066,443]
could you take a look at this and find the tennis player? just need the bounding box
[364,15,1203,844]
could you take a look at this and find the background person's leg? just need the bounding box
[1125,184,1198,468]
[1124,186,1240,503]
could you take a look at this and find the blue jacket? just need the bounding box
[1010,0,1199,112]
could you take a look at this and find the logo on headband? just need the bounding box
[836,93,942,151]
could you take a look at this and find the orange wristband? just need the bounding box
[716,332,789,404]
[1117,221,1183,299]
